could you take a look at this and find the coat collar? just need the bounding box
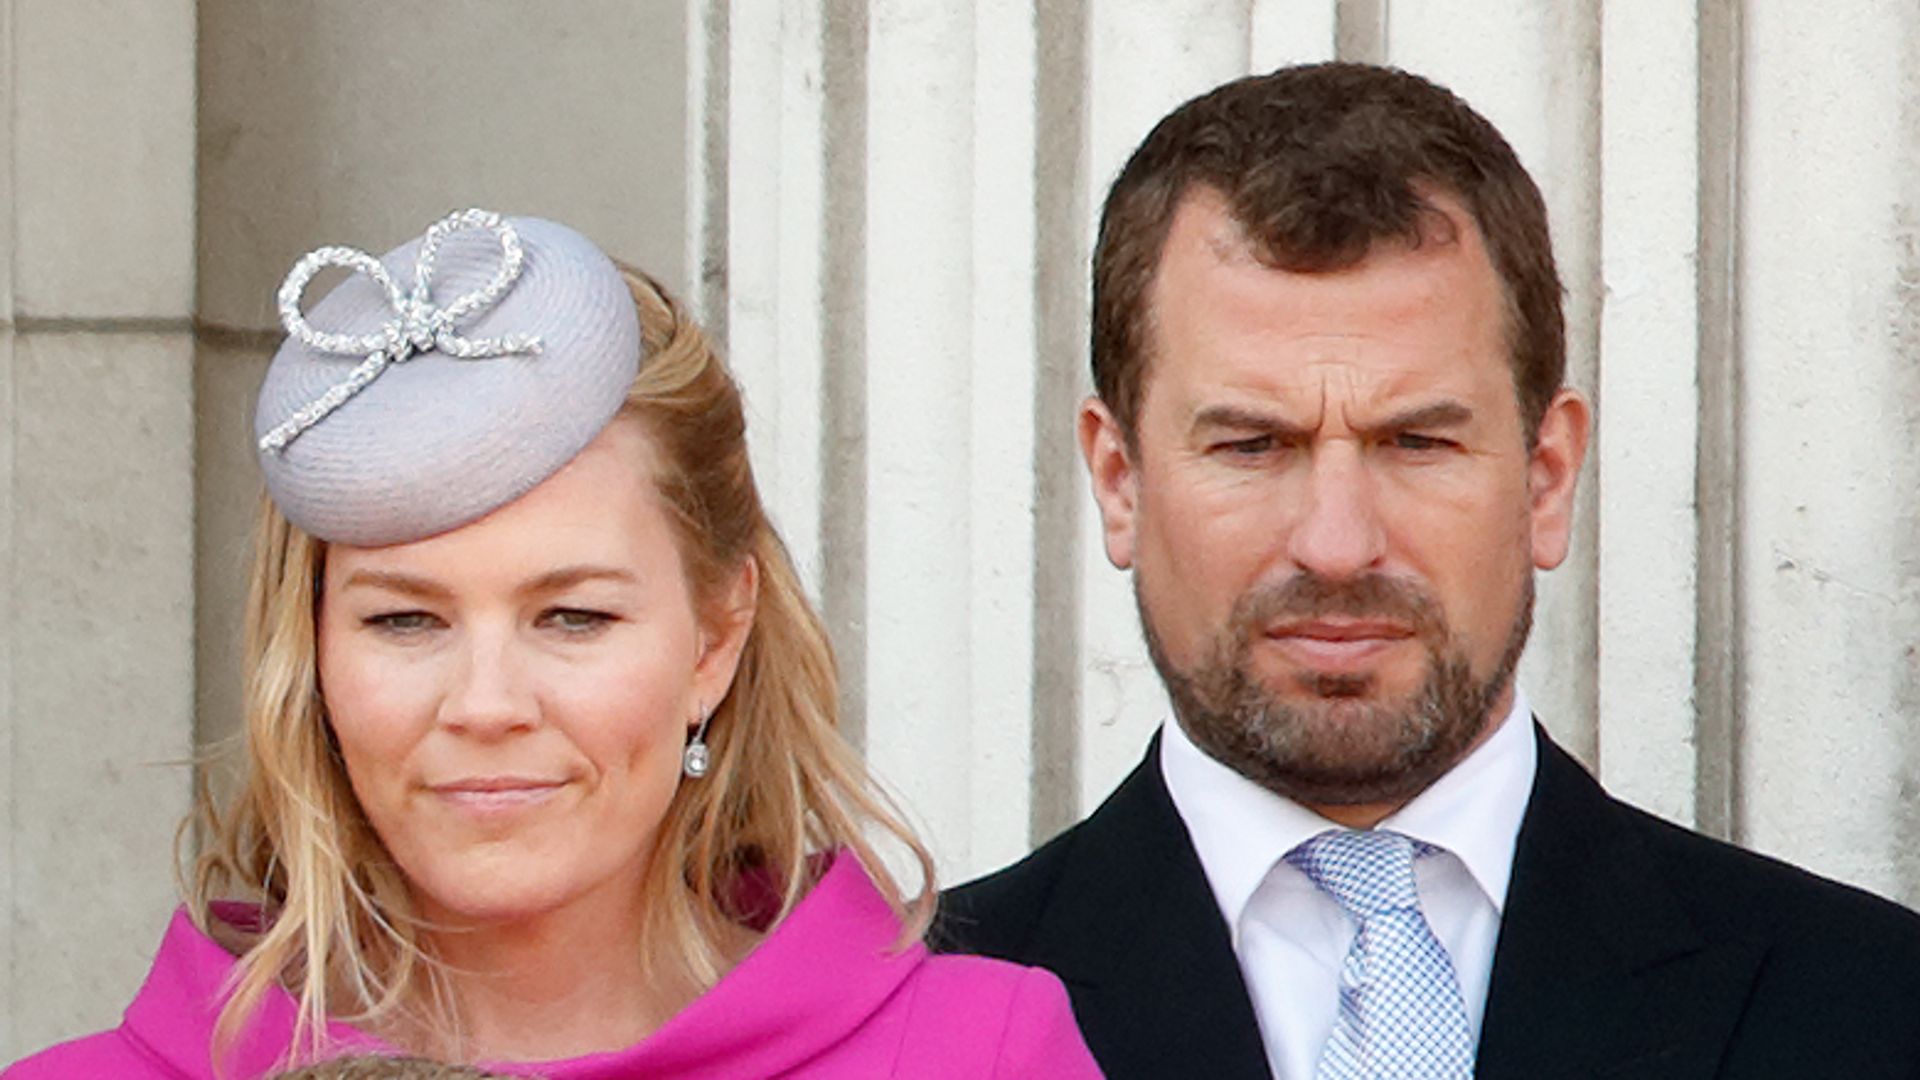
[120,853,924,1079]
[1474,727,1766,1079]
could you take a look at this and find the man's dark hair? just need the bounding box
[1091,62,1564,442]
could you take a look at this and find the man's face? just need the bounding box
[1080,188,1588,822]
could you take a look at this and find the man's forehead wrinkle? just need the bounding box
[1200,357,1465,435]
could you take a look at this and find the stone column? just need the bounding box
[1736,0,1920,897]
[2,0,198,1058]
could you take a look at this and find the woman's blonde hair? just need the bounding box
[189,267,936,1064]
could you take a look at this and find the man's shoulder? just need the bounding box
[936,741,1182,958]
[1613,794,1920,1068]
[936,812,1091,958]
[1616,792,1920,956]
[1531,736,1920,954]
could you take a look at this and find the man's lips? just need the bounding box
[1262,619,1417,672]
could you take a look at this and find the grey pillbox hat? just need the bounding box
[254,212,642,547]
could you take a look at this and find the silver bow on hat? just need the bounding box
[259,207,544,454]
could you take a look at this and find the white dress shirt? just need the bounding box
[1160,690,1537,1080]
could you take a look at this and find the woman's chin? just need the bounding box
[410,868,577,929]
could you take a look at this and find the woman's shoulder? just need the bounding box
[671,854,1099,1077]
[4,904,308,1080]
[4,908,213,1078]
[894,953,1103,1077]
[5,1027,175,1079]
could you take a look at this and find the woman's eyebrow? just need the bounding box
[337,569,452,600]
[520,565,640,595]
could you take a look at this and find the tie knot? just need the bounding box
[1284,829,1426,918]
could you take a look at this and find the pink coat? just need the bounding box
[4,855,1100,1078]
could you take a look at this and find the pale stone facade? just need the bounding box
[6,0,1920,1060]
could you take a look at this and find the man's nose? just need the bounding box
[1285,443,1387,579]
[436,630,538,738]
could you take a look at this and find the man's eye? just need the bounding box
[1391,432,1452,452]
[540,608,616,634]
[364,611,442,634]
[1218,435,1277,455]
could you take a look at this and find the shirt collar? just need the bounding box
[1379,687,1535,913]
[1161,688,1537,935]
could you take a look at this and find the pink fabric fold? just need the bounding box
[4,853,1100,1079]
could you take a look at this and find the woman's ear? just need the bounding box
[692,556,760,712]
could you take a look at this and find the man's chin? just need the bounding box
[1249,664,1431,711]
[1232,718,1467,808]
[1182,685,1490,809]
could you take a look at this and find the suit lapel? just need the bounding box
[1031,737,1273,1080]
[1475,729,1765,1079]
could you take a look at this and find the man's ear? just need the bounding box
[692,555,760,716]
[1079,396,1142,570]
[1528,387,1592,570]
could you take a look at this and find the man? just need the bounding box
[940,63,1920,1080]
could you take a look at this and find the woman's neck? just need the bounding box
[411,877,682,1064]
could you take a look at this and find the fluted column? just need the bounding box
[1737,0,1920,897]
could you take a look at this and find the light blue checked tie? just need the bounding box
[1285,829,1475,1080]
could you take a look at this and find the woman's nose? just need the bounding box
[436,631,539,738]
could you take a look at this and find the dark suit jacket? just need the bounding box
[939,727,1920,1079]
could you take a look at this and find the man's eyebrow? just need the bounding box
[1190,404,1314,438]
[1189,400,1476,440]
[1357,400,1475,436]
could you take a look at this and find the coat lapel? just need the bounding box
[1029,737,1273,1080]
[1475,729,1766,1079]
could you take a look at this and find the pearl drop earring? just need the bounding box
[683,707,713,779]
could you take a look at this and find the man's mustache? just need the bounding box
[1232,571,1448,641]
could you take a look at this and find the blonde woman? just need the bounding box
[5,211,1098,1079]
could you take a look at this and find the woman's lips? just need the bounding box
[428,778,568,816]
[1263,619,1416,673]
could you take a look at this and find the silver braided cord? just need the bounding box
[260,208,543,454]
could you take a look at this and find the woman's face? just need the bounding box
[316,417,754,927]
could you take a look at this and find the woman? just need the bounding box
[5,210,1098,1078]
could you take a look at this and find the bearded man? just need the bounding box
[939,62,1920,1080]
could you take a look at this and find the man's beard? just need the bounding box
[1141,569,1533,808]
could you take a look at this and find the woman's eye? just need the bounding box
[364,611,443,634]
[540,608,616,634]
